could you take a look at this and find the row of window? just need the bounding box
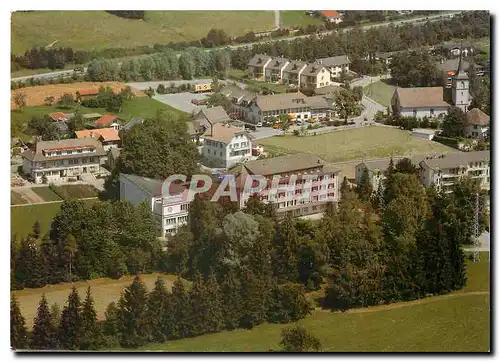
[44,148,95,157]
[165,215,189,226]
[37,157,99,168]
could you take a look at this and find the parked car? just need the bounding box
[256,122,262,127]
[74,67,84,72]
[191,99,199,105]
[252,149,261,156]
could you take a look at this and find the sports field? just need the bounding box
[11,11,320,54]
[258,126,454,163]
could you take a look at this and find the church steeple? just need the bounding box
[451,42,470,112]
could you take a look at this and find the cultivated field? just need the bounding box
[49,184,99,200]
[11,82,144,109]
[136,253,489,352]
[31,186,62,202]
[363,80,395,107]
[12,274,180,328]
[258,126,454,163]
[11,11,317,53]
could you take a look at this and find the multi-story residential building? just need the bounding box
[21,138,107,184]
[246,92,311,123]
[220,85,258,120]
[299,63,331,89]
[202,123,252,169]
[316,55,350,78]
[419,151,490,193]
[282,60,308,87]
[264,57,290,83]
[75,128,121,151]
[464,108,489,140]
[247,54,273,80]
[231,153,341,218]
[306,96,334,120]
[119,173,191,237]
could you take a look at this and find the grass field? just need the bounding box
[281,11,323,28]
[258,126,454,163]
[136,254,490,352]
[363,80,395,107]
[31,187,62,202]
[12,11,278,54]
[12,273,180,328]
[49,184,99,200]
[10,199,97,239]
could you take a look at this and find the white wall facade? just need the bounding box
[399,106,449,118]
[419,161,490,193]
[203,133,252,169]
[465,124,488,140]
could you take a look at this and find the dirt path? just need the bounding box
[315,291,489,314]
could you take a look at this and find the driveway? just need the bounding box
[250,127,283,140]
[153,92,213,114]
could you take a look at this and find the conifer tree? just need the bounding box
[102,302,120,347]
[11,296,28,350]
[145,277,170,343]
[356,168,373,202]
[273,216,300,282]
[187,273,209,336]
[32,221,41,239]
[80,287,102,350]
[50,303,61,329]
[117,276,150,348]
[58,286,81,350]
[31,295,58,350]
[340,176,350,198]
[220,268,242,330]
[169,276,191,339]
[204,270,224,334]
[239,270,268,329]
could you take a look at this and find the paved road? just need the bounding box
[250,127,283,140]
[12,12,460,82]
[12,68,87,82]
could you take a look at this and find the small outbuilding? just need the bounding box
[411,128,437,141]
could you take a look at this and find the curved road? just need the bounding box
[12,11,461,82]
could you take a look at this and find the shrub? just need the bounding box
[267,283,312,324]
[280,326,322,352]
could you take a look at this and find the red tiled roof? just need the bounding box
[466,108,490,126]
[49,112,68,121]
[321,10,340,18]
[95,114,117,127]
[75,128,121,142]
[43,145,96,152]
[78,88,99,96]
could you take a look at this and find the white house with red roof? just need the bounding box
[321,10,343,24]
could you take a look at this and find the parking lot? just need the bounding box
[153,92,213,113]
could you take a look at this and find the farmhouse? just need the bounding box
[231,153,341,218]
[21,138,106,184]
[419,151,490,193]
[202,123,252,169]
[321,10,343,24]
[95,114,120,130]
[316,55,350,78]
[75,128,121,151]
[194,106,231,136]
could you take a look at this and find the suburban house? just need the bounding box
[21,138,106,184]
[321,10,343,24]
[464,108,489,140]
[248,54,273,80]
[231,153,341,218]
[194,106,231,137]
[49,112,69,122]
[75,128,121,151]
[202,123,252,169]
[316,55,350,78]
[77,88,99,100]
[264,57,290,83]
[186,120,208,144]
[299,63,331,89]
[282,60,308,87]
[419,151,490,193]
[119,173,192,237]
[246,92,311,123]
[95,114,120,130]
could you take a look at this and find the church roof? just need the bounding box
[394,87,450,108]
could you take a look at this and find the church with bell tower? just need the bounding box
[451,48,470,112]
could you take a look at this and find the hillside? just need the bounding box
[11,11,322,54]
